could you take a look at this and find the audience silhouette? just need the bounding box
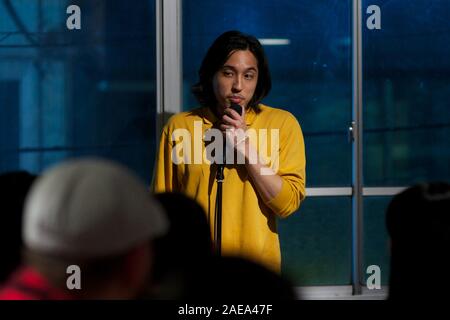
[386,181,450,301]
[0,171,37,284]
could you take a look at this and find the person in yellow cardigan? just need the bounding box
[153,30,306,273]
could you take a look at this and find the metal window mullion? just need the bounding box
[352,0,364,296]
[363,187,408,196]
[156,0,182,139]
[306,188,353,197]
[304,187,407,197]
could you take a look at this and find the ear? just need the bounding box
[121,242,153,296]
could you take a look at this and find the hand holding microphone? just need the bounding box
[219,103,245,132]
[220,103,248,146]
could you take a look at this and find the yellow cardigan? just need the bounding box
[152,104,306,272]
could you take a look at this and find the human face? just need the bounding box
[212,49,258,115]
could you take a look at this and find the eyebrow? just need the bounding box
[222,65,258,73]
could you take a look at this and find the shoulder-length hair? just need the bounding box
[192,30,272,111]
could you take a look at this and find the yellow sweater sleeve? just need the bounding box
[152,126,178,193]
[265,114,306,218]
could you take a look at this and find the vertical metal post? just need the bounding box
[156,0,164,137]
[156,0,183,137]
[352,0,364,295]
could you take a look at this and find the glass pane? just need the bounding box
[0,0,157,183]
[363,196,391,286]
[279,197,352,286]
[363,0,450,186]
[183,0,353,186]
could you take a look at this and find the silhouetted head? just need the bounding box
[153,192,213,261]
[183,255,297,300]
[21,158,168,299]
[148,192,213,298]
[0,171,37,283]
[386,182,450,300]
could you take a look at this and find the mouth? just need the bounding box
[228,96,244,105]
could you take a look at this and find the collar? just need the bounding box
[201,105,259,127]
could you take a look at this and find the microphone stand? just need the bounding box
[213,103,242,256]
[214,161,224,255]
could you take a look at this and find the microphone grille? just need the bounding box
[230,103,242,116]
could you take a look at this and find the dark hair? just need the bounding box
[386,182,450,300]
[182,256,297,300]
[192,30,272,111]
[147,192,213,299]
[152,192,213,268]
[0,171,37,283]
[386,182,450,242]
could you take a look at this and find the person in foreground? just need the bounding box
[0,171,37,283]
[0,158,168,300]
[386,181,450,301]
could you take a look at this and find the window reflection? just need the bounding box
[0,0,157,183]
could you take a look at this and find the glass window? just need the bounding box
[279,197,352,286]
[363,196,391,286]
[362,1,450,289]
[363,0,450,186]
[0,0,157,183]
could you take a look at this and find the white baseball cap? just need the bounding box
[22,158,169,259]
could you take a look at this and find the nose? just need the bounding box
[232,75,243,92]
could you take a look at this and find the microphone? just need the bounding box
[223,104,242,166]
[229,103,242,116]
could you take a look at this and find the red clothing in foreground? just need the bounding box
[0,266,74,300]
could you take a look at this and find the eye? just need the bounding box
[244,73,255,80]
[222,70,233,77]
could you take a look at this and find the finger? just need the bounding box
[219,124,232,131]
[224,108,241,120]
[222,115,239,127]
